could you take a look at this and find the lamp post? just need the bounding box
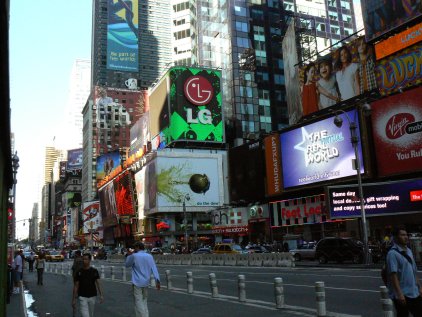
[333,105,371,265]
[180,194,190,253]
[11,151,20,244]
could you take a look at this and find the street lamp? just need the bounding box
[333,104,371,265]
[11,151,20,244]
[179,194,190,253]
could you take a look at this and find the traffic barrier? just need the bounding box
[262,253,277,267]
[174,255,182,265]
[191,254,202,265]
[236,254,248,266]
[278,253,295,267]
[68,264,72,276]
[238,275,246,302]
[274,277,284,309]
[212,254,225,266]
[61,263,64,275]
[181,255,192,265]
[202,254,213,265]
[186,272,193,294]
[248,253,263,266]
[379,286,394,317]
[224,254,237,266]
[315,281,326,317]
[150,273,156,287]
[111,266,115,280]
[165,270,172,290]
[209,273,218,297]
[100,265,105,279]
[122,266,126,282]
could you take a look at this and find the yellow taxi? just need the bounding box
[213,243,245,254]
[45,250,64,262]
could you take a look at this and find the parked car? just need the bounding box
[315,237,364,264]
[290,243,316,261]
[213,243,245,254]
[150,248,163,255]
[245,245,270,253]
[192,248,213,254]
[45,250,64,262]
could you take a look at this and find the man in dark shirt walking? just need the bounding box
[72,253,104,317]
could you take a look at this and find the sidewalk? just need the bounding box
[6,281,26,317]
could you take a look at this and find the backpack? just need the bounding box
[381,248,413,285]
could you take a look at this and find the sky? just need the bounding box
[9,1,92,240]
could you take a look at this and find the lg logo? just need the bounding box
[184,76,214,106]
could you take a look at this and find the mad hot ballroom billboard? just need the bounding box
[280,110,364,189]
[67,149,83,171]
[107,0,139,72]
[96,150,121,184]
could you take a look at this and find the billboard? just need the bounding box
[82,201,102,234]
[211,206,249,235]
[271,195,326,227]
[375,22,422,60]
[282,21,302,125]
[154,153,223,211]
[67,149,83,171]
[362,0,422,42]
[280,109,364,188]
[107,0,139,71]
[376,43,422,96]
[264,135,282,196]
[129,112,150,157]
[96,150,121,183]
[113,171,135,216]
[99,182,118,227]
[328,179,422,219]
[299,37,377,117]
[150,67,223,145]
[371,87,422,177]
[134,168,146,219]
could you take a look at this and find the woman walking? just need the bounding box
[35,253,46,285]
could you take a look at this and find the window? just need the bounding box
[234,6,246,17]
[317,23,326,32]
[251,9,263,20]
[274,74,285,85]
[235,21,248,32]
[236,37,250,48]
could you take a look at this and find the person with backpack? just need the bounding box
[386,226,422,316]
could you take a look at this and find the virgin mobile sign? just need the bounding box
[371,86,422,177]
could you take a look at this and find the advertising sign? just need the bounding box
[282,21,302,124]
[59,161,67,179]
[361,0,422,42]
[375,22,422,60]
[328,179,422,219]
[134,168,146,219]
[67,149,83,171]
[82,201,102,234]
[96,150,121,183]
[143,160,157,213]
[211,207,248,234]
[113,171,135,216]
[371,87,422,177]
[167,67,223,143]
[299,37,377,117]
[271,195,326,227]
[264,135,282,196]
[376,43,422,96]
[99,182,118,227]
[280,109,364,188]
[155,154,222,209]
[129,113,150,157]
[107,0,139,71]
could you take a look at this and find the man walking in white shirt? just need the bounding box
[125,242,160,317]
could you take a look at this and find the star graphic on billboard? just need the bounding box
[294,127,311,167]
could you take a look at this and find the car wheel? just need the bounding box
[318,255,327,264]
[352,255,362,264]
[294,254,301,261]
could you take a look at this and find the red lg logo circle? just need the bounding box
[184,76,214,106]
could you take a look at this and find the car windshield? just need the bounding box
[50,251,60,255]
[232,245,243,251]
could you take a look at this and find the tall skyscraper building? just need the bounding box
[60,59,91,150]
[29,202,38,243]
[91,0,172,89]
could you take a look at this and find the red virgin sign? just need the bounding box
[371,87,422,177]
[184,76,214,106]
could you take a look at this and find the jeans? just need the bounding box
[79,296,96,317]
[133,285,149,317]
[36,268,44,285]
[393,296,422,317]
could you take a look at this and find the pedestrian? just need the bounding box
[35,253,46,285]
[125,242,160,317]
[12,250,23,294]
[28,252,35,272]
[72,250,84,280]
[72,253,104,317]
[386,226,422,317]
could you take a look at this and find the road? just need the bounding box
[22,259,406,317]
